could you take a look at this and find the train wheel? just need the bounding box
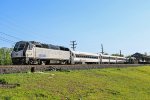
[46,60,50,65]
[41,61,46,65]
[38,60,45,65]
[28,59,34,65]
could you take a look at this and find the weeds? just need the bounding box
[0,79,8,84]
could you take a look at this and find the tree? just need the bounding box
[0,47,12,65]
[144,52,148,56]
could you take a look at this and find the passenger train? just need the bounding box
[11,41,127,65]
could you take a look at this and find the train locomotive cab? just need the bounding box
[11,41,30,64]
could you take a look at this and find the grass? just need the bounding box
[0,66,150,100]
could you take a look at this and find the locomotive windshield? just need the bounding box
[13,42,27,52]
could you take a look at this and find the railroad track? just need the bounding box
[0,64,148,74]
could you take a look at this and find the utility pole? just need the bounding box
[120,50,122,56]
[101,44,104,54]
[70,41,77,51]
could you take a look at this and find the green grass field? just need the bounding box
[0,66,150,100]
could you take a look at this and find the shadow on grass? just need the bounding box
[35,93,48,98]
[105,88,121,95]
[0,79,20,88]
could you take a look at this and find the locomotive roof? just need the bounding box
[16,41,69,51]
[72,51,99,56]
[29,41,69,50]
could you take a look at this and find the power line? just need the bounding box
[0,32,22,40]
[0,14,52,43]
[0,36,15,44]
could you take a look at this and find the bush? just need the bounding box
[0,48,12,65]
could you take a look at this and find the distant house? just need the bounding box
[131,53,150,64]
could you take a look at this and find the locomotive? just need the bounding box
[11,41,126,65]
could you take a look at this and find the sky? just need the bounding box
[0,0,150,56]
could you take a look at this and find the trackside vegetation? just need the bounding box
[0,48,12,65]
[0,66,150,99]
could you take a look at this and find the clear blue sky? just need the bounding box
[0,0,150,55]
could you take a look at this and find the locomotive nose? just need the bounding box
[16,53,18,56]
[11,50,24,57]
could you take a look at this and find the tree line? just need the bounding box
[0,47,12,65]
